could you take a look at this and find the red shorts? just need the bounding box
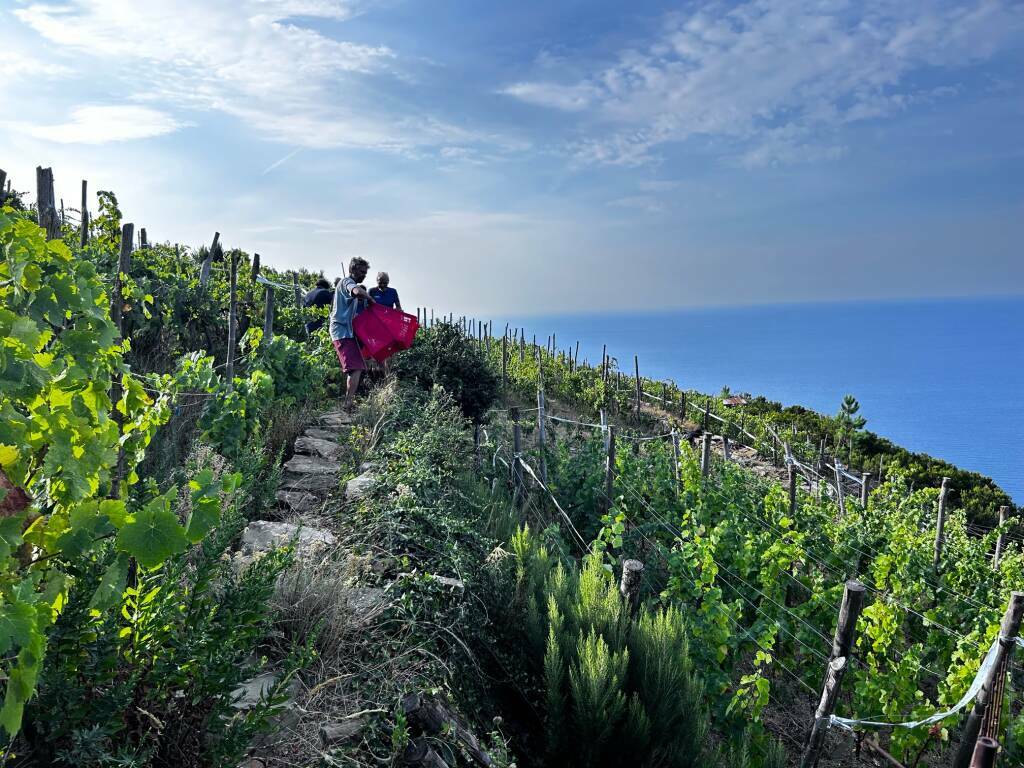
[332,338,365,373]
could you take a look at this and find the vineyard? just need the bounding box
[0,165,1022,768]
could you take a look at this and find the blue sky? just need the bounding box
[2,0,1023,315]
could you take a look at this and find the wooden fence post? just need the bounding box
[634,355,641,419]
[788,464,798,517]
[833,460,847,517]
[934,476,951,570]
[79,179,89,247]
[263,284,275,341]
[723,434,731,462]
[860,473,871,506]
[35,166,60,240]
[225,251,238,388]
[0,169,6,195]
[679,391,686,421]
[701,433,711,478]
[139,228,148,249]
[199,232,219,286]
[291,273,308,338]
[620,559,644,612]
[604,426,616,515]
[601,344,607,384]
[251,252,260,281]
[109,223,134,500]
[993,505,1010,570]
[511,407,523,510]
[671,431,681,494]
[800,580,866,768]
[953,592,1024,768]
[970,737,998,768]
[537,387,547,484]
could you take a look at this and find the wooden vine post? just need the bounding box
[633,355,641,419]
[790,462,798,518]
[292,273,308,338]
[800,580,866,768]
[933,476,951,570]
[511,407,523,510]
[860,472,871,507]
[109,223,134,500]
[139,228,148,249]
[263,284,275,342]
[225,251,238,389]
[833,460,847,518]
[700,433,711,478]
[679,391,686,421]
[199,232,219,286]
[620,559,644,613]
[993,505,1010,570]
[722,434,731,462]
[0,169,6,196]
[952,591,1024,768]
[250,252,261,281]
[603,425,616,516]
[970,737,998,768]
[36,166,61,240]
[80,179,89,247]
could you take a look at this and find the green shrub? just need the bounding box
[392,322,498,422]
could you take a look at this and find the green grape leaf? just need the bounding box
[88,553,131,616]
[0,600,36,655]
[116,493,188,569]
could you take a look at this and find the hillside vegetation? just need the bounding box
[1,174,1021,768]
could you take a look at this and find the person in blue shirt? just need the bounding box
[369,272,401,311]
[302,277,333,334]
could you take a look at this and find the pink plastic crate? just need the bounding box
[353,304,420,362]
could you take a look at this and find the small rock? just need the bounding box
[294,435,343,461]
[240,520,336,561]
[283,454,341,476]
[320,717,367,747]
[359,461,378,473]
[345,471,376,501]
[276,490,320,515]
[346,586,386,616]
[237,759,266,768]
[232,672,280,710]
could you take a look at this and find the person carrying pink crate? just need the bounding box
[329,257,375,412]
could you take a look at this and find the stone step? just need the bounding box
[304,427,340,442]
[345,471,376,501]
[276,490,321,515]
[319,410,353,429]
[280,471,339,494]
[283,453,341,476]
[294,435,343,461]
[239,520,337,559]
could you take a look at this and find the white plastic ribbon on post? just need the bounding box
[255,274,297,291]
[829,635,1003,732]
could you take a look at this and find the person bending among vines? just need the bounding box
[330,257,375,411]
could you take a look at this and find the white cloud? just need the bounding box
[10,0,489,151]
[502,0,1024,165]
[0,50,73,78]
[10,105,187,144]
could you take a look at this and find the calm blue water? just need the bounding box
[505,297,1024,503]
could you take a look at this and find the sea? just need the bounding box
[504,297,1024,504]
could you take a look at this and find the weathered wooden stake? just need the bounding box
[537,387,547,484]
[634,355,641,419]
[263,285,275,341]
[969,737,999,768]
[788,464,798,517]
[604,426,616,515]
[701,433,711,477]
[993,505,1010,570]
[620,559,644,612]
[601,344,608,384]
[251,252,261,281]
[109,222,133,500]
[225,251,238,388]
[934,476,951,569]
[671,431,681,494]
[501,335,507,389]
[292,273,308,338]
[833,460,847,517]
[139,227,148,249]
[0,169,6,194]
[860,472,871,506]
[723,434,731,461]
[79,179,89,247]
[35,166,60,240]
[800,580,866,768]
[511,408,523,510]
[679,391,686,421]
[199,232,219,286]
[953,592,1024,768]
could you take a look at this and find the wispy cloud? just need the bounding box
[8,105,187,144]
[11,0,494,152]
[503,0,1024,166]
